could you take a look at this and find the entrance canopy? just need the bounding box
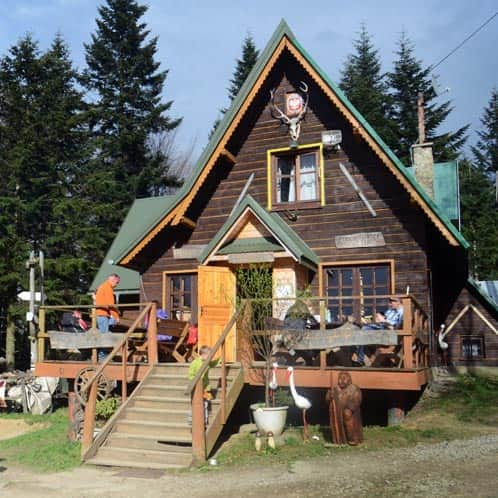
[198,194,318,270]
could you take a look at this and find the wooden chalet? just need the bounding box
[35,20,498,469]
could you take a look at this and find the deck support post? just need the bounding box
[81,381,98,456]
[191,380,206,465]
[67,392,80,441]
[148,301,158,364]
[387,391,405,426]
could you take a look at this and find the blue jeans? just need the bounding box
[97,316,117,360]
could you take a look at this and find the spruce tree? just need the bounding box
[210,33,259,139]
[83,0,182,219]
[339,25,394,145]
[386,32,468,165]
[0,35,91,364]
[459,160,498,279]
[471,88,498,200]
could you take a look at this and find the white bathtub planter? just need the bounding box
[250,403,288,436]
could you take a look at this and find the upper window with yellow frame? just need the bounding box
[267,143,324,210]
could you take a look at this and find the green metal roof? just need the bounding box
[467,277,498,316]
[406,161,460,223]
[90,195,177,292]
[217,236,284,255]
[113,19,468,267]
[434,161,460,222]
[198,194,319,269]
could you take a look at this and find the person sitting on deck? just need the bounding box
[383,296,404,329]
[356,297,404,366]
[60,310,88,333]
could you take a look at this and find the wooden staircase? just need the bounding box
[85,362,244,470]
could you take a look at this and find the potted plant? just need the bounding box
[236,265,289,436]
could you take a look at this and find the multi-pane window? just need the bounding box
[274,150,319,205]
[461,335,484,360]
[167,273,197,322]
[324,264,391,324]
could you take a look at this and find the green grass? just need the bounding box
[210,374,498,471]
[436,374,498,424]
[0,373,496,474]
[0,408,81,472]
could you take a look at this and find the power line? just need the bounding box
[430,11,498,71]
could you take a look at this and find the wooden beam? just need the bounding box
[221,148,236,164]
[339,162,377,217]
[179,216,196,229]
[245,364,429,391]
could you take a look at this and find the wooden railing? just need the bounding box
[240,295,430,370]
[79,302,156,455]
[36,302,156,363]
[184,301,246,465]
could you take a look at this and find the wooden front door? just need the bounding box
[198,265,236,361]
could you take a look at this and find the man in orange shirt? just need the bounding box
[95,273,120,360]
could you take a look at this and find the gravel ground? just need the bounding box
[1,434,497,497]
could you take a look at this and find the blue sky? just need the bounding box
[0,0,497,163]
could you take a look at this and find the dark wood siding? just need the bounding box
[444,287,498,367]
[141,53,430,314]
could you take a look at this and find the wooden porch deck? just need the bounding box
[35,359,430,392]
[246,362,430,391]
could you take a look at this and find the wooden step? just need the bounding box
[124,406,189,423]
[115,419,191,439]
[132,394,221,408]
[149,372,238,386]
[86,455,187,470]
[105,432,192,451]
[85,361,243,471]
[139,385,189,397]
[132,395,191,410]
[96,446,192,467]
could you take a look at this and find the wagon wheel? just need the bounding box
[74,366,112,406]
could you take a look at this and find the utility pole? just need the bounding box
[417,92,426,144]
[25,250,44,367]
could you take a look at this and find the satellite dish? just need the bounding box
[431,74,450,97]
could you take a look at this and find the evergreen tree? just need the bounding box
[339,25,394,145]
[0,35,91,364]
[459,160,498,279]
[471,88,498,200]
[210,33,259,139]
[386,32,468,165]
[83,0,182,220]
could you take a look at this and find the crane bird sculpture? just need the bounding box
[286,366,312,441]
[269,362,279,406]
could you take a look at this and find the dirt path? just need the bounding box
[0,419,46,440]
[1,434,497,497]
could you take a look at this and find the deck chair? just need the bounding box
[156,320,194,362]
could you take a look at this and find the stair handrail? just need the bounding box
[80,301,155,455]
[81,361,159,461]
[185,300,246,465]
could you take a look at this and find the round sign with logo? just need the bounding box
[286,92,303,117]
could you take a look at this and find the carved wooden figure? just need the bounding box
[327,372,363,445]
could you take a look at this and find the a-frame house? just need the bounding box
[105,19,497,371]
[35,20,498,468]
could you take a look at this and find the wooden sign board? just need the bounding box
[48,330,126,349]
[335,232,385,249]
[228,252,275,264]
[173,244,207,260]
[277,323,397,350]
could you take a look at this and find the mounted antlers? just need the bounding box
[270,81,309,142]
